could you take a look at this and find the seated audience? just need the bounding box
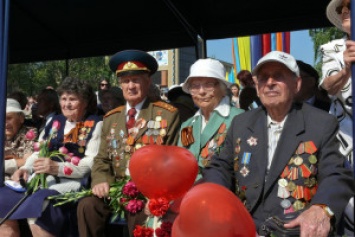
[0,77,103,237]
[295,60,330,111]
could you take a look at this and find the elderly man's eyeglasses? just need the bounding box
[336,2,350,14]
[189,82,217,94]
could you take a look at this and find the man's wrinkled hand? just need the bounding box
[284,205,330,237]
[92,182,110,198]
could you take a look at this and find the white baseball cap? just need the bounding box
[252,51,300,77]
[6,98,24,114]
[182,58,231,93]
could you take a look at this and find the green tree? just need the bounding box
[7,56,115,96]
[309,27,345,76]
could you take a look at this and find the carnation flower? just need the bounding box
[52,120,60,132]
[122,181,140,197]
[25,129,36,140]
[125,199,145,214]
[48,177,146,222]
[148,197,170,217]
[63,166,73,175]
[33,142,40,152]
[71,156,81,166]
[59,146,68,154]
[133,225,154,237]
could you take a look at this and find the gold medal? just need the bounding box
[293,200,305,211]
[78,147,85,153]
[286,181,296,192]
[308,154,317,164]
[201,159,209,167]
[293,156,303,166]
[304,177,317,187]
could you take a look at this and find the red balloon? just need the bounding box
[172,183,256,237]
[129,145,198,200]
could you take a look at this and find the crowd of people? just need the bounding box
[0,0,354,236]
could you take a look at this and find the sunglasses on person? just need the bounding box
[101,83,109,87]
[336,1,350,14]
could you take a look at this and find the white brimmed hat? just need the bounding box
[326,0,343,30]
[252,51,300,77]
[182,58,231,93]
[6,98,24,114]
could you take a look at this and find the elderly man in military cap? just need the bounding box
[203,51,354,236]
[77,50,181,237]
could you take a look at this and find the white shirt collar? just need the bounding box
[126,98,146,115]
[267,114,288,128]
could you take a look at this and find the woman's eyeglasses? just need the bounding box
[188,82,217,94]
[336,2,350,14]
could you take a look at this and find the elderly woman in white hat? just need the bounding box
[4,98,38,178]
[321,0,355,235]
[178,58,244,179]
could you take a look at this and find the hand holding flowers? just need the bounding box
[48,176,146,221]
[26,120,81,193]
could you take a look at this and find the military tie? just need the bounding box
[126,108,136,130]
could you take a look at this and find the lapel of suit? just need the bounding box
[134,99,151,140]
[200,111,224,148]
[186,115,202,158]
[264,106,305,194]
[245,109,268,186]
[113,105,127,137]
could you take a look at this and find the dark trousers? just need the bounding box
[77,196,146,237]
[77,196,111,237]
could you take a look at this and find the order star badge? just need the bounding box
[247,136,257,146]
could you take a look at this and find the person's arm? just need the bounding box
[91,118,116,187]
[320,39,355,95]
[321,67,350,95]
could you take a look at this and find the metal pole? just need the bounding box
[0,0,10,186]
[351,1,355,235]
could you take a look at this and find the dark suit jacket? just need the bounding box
[203,103,354,232]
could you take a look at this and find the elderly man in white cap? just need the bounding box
[178,58,244,180]
[4,98,37,178]
[203,51,354,237]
